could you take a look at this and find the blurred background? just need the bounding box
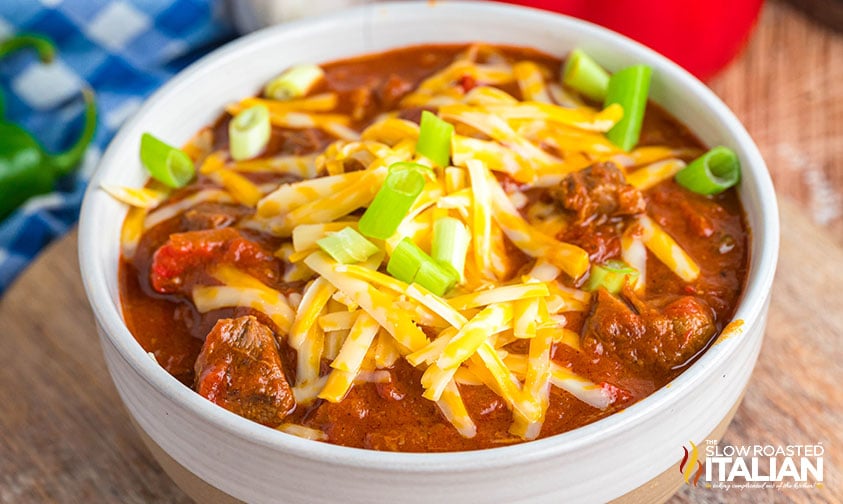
[0,0,839,295]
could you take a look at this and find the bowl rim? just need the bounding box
[79,0,779,471]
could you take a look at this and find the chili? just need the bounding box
[0,34,97,221]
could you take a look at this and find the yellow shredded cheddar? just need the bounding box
[323,329,348,361]
[277,423,328,441]
[513,61,551,103]
[289,278,337,349]
[296,321,325,386]
[192,285,294,333]
[483,164,590,279]
[207,167,263,206]
[626,158,686,190]
[233,153,319,178]
[361,117,420,145]
[374,328,401,368]
[318,310,359,332]
[467,160,498,280]
[330,312,380,373]
[447,282,549,310]
[513,296,540,339]
[621,223,647,293]
[228,93,339,116]
[304,252,428,352]
[120,206,147,259]
[638,215,701,282]
[101,185,168,209]
[437,380,477,438]
[436,303,513,370]
[257,170,367,219]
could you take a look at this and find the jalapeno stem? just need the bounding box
[48,89,98,176]
[0,34,57,119]
[0,34,56,63]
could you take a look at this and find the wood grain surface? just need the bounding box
[710,0,843,247]
[1,1,841,502]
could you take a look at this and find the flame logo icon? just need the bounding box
[679,441,704,486]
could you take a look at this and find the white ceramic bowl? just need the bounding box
[78,2,779,503]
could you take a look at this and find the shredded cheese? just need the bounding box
[437,380,477,438]
[120,206,147,259]
[483,164,590,279]
[192,285,294,333]
[289,277,337,349]
[233,153,319,178]
[436,303,513,370]
[374,328,401,368]
[467,160,498,280]
[330,312,380,373]
[296,321,325,386]
[228,93,339,115]
[304,252,428,352]
[513,61,551,103]
[626,158,686,191]
[101,185,168,208]
[513,296,540,339]
[277,423,328,441]
[361,117,419,145]
[279,166,387,234]
[638,215,701,282]
[318,310,360,332]
[257,171,366,219]
[448,282,550,310]
[621,223,647,293]
[207,168,263,206]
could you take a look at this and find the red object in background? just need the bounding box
[498,0,765,81]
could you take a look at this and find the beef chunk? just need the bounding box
[194,316,295,426]
[550,162,646,224]
[582,288,716,371]
[181,202,251,231]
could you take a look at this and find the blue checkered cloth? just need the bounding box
[0,0,235,294]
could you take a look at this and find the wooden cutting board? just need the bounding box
[0,198,839,503]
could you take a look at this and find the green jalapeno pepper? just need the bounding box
[0,34,97,221]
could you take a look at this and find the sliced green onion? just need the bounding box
[415,260,458,296]
[229,104,271,161]
[358,166,426,239]
[387,238,458,295]
[139,133,195,188]
[389,160,436,180]
[562,49,610,102]
[264,64,325,100]
[416,110,454,167]
[431,216,469,282]
[675,146,741,195]
[584,259,639,294]
[317,227,380,264]
[604,65,652,151]
[386,238,429,284]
